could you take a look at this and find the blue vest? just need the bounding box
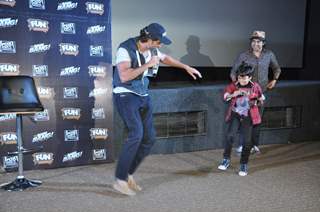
[113,37,149,96]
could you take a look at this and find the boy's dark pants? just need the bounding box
[238,106,264,147]
[223,112,253,164]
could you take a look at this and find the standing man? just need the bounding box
[230,30,281,153]
[113,23,202,196]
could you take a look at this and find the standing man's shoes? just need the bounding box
[251,145,261,154]
[236,146,243,153]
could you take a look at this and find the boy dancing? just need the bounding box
[218,63,264,176]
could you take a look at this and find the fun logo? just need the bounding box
[88,65,106,77]
[27,18,49,33]
[0,63,20,75]
[59,43,79,56]
[61,108,81,120]
[0,0,16,7]
[85,2,104,15]
[33,152,54,165]
[0,132,17,145]
[90,128,108,140]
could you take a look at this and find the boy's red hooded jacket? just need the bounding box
[223,81,263,125]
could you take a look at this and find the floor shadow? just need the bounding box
[13,181,127,198]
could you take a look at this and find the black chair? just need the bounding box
[0,76,44,191]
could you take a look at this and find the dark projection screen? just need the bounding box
[112,0,307,68]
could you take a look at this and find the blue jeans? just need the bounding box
[114,93,156,181]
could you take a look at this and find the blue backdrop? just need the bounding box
[0,0,113,170]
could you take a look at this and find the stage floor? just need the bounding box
[1,141,320,212]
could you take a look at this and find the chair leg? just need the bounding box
[1,114,42,191]
[0,176,42,191]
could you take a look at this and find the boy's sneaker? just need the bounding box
[113,179,136,196]
[218,158,230,170]
[251,145,261,154]
[236,146,243,153]
[238,164,248,176]
[128,175,142,192]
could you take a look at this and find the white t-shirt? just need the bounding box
[113,47,166,95]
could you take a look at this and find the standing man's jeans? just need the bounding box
[114,93,156,181]
[252,106,265,146]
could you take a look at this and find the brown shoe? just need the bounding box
[113,179,136,196]
[128,175,142,191]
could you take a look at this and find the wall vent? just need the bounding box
[262,106,302,130]
[154,111,207,138]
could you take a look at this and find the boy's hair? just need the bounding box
[236,62,254,77]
